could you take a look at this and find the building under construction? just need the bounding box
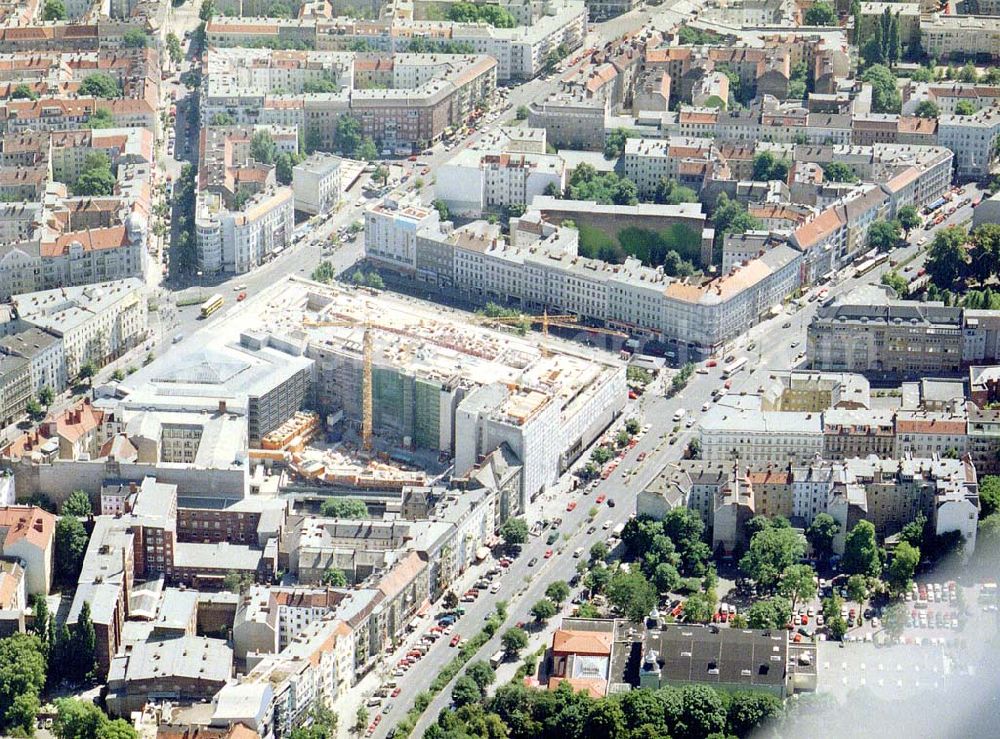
[260,279,628,510]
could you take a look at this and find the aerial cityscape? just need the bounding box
[0,0,995,736]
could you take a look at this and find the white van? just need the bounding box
[573,547,584,558]
[673,408,686,423]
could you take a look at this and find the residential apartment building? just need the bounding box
[920,14,1000,63]
[200,49,497,152]
[0,328,65,396]
[807,285,992,378]
[0,506,55,595]
[292,153,342,216]
[196,187,295,274]
[937,107,1000,180]
[12,278,148,377]
[435,147,566,217]
[12,279,148,380]
[374,202,801,359]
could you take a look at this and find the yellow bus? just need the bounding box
[200,293,224,318]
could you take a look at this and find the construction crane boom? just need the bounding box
[362,322,373,452]
[301,316,374,452]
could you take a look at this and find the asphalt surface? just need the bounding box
[361,184,987,737]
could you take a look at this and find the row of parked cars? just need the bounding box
[908,581,958,604]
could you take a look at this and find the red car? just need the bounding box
[637,452,647,461]
[544,548,553,558]
[707,359,718,367]
[391,687,401,697]
[450,634,460,647]
[566,501,577,512]
[596,494,606,504]
[237,291,247,301]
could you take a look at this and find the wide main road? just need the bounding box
[372,185,980,737]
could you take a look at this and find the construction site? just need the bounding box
[244,277,629,507]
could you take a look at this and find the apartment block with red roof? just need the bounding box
[0,505,55,595]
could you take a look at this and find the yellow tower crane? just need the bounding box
[303,317,374,452]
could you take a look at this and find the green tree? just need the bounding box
[827,613,848,640]
[604,128,634,159]
[79,73,121,99]
[883,602,908,640]
[728,692,782,737]
[860,64,901,113]
[55,515,89,584]
[590,540,610,563]
[366,272,384,289]
[250,130,277,165]
[166,32,183,64]
[585,565,611,594]
[96,719,138,739]
[210,112,235,125]
[464,660,496,693]
[747,595,792,629]
[122,28,149,48]
[0,634,47,731]
[868,219,902,251]
[333,115,362,157]
[887,541,920,593]
[897,204,921,234]
[354,706,368,733]
[955,99,978,116]
[432,199,449,220]
[9,82,38,100]
[822,161,857,183]
[846,574,869,604]
[806,512,839,562]
[545,580,570,604]
[530,598,558,623]
[842,520,882,578]
[752,151,790,182]
[516,105,529,120]
[26,397,44,421]
[43,0,67,19]
[320,498,368,518]
[7,691,40,735]
[321,568,347,586]
[712,192,762,251]
[778,564,817,611]
[39,386,54,407]
[607,570,657,622]
[915,100,940,119]
[311,261,336,283]
[980,475,1000,518]
[887,13,901,65]
[671,684,727,738]
[53,697,107,739]
[681,592,714,623]
[85,107,114,129]
[804,1,836,25]
[925,226,968,288]
[451,675,481,707]
[199,0,214,20]
[74,153,116,197]
[69,601,97,681]
[499,517,529,546]
[739,526,805,592]
[356,137,378,162]
[63,491,92,517]
[222,571,254,594]
[501,626,528,657]
[969,223,1000,283]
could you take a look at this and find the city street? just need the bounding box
[363,183,987,738]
